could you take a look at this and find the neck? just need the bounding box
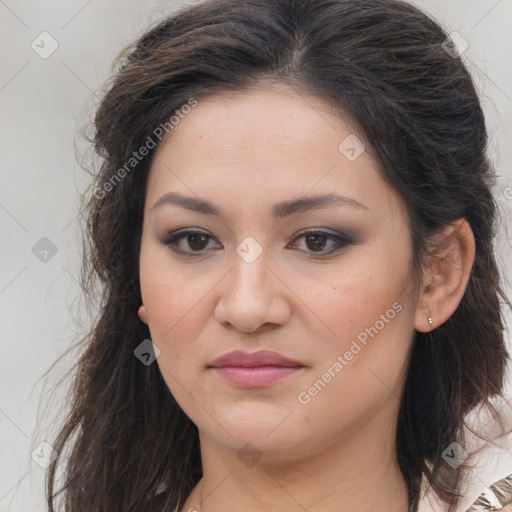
[181,404,411,512]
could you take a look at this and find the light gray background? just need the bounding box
[1,1,511,511]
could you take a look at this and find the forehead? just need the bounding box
[145,86,403,220]
[154,85,363,159]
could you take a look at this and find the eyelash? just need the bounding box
[163,229,353,257]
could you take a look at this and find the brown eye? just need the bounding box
[289,230,353,255]
[163,230,220,254]
[163,228,352,257]
[186,233,209,251]
[305,233,329,251]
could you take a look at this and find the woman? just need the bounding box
[45,0,512,511]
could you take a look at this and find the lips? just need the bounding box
[209,349,304,368]
[208,350,305,388]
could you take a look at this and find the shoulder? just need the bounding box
[418,405,512,512]
[461,403,512,511]
[418,471,512,512]
[465,472,512,511]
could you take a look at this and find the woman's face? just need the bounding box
[139,85,419,461]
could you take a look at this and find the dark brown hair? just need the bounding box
[45,0,511,511]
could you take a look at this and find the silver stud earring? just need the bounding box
[428,316,433,327]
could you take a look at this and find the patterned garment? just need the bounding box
[465,472,512,511]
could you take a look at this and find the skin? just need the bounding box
[138,84,475,512]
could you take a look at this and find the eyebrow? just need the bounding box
[150,191,369,218]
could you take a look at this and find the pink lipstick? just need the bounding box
[208,349,305,388]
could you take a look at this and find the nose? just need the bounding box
[214,245,291,334]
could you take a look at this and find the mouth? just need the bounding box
[208,349,306,388]
[211,365,304,387]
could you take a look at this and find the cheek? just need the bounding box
[294,249,412,350]
[291,254,415,419]
[139,243,220,368]
[139,262,212,403]
[142,274,211,352]
[293,281,414,436]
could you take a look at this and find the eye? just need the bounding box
[163,229,221,254]
[163,228,353,256]
[288,230,353,255]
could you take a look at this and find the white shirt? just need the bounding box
[418,399,512,511]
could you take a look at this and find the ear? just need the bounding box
[138,305,149,325]
[414,218,475,332]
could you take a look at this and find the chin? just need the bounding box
[200,402,299,446]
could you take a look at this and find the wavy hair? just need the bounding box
[45,0,511,511]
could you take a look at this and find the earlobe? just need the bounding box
[414,218,475,333]
[138,305,149,325]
